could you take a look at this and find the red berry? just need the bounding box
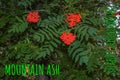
[60,32,76,45]
[26,11,40,23]
[65,13,82,28]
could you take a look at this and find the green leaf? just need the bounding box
[85,34,89,41]
[0,16,10,28]
[44,29,54,39]
[33,34,40,42]
[79,56,89,65]
[9,22,28,33]
[15,16,24,23]
[79,26,88,41]
[75,54,80,63]
[80,49,90,56]
[50,41,58,48]
[68,44,80,56]
[88,27,97,37]
[72,48,83,60]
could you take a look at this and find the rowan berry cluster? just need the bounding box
[66,13,81,28]
[60,13,82,45]
[60,32,76,45]
[26,12,81,45]
[26,11,40,23]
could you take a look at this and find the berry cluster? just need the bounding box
[26,11,40,23]
[60,32,76,45]
[66,13,81,28]
[26,12,80,45]
[60,13,82,45]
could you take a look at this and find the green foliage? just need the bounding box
[8,17,28,33]
[32,15,64,59]
[54,69,92,80]
[5,39,41,63]
[0,0,120,80]
[18,0,35,7]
